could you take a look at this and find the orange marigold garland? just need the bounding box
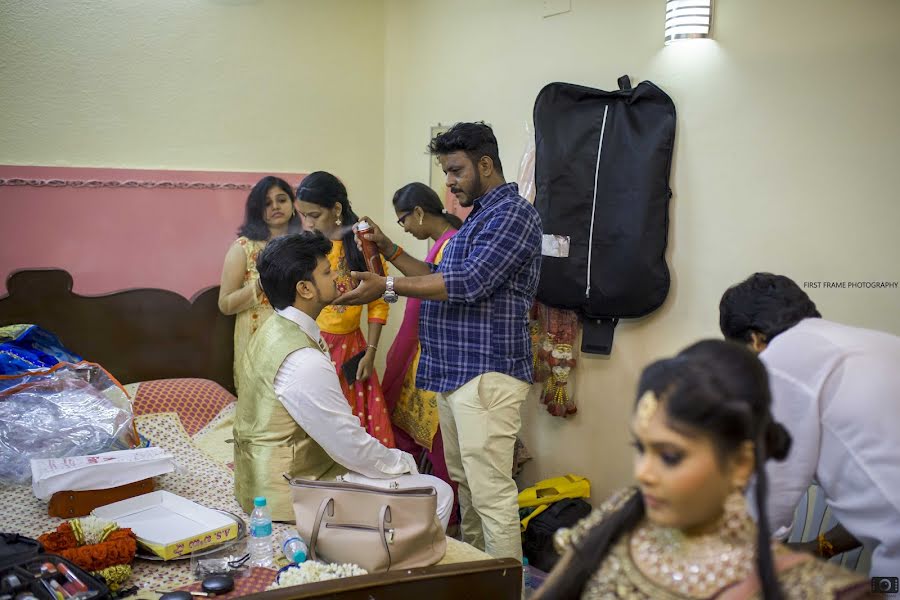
[38,517,137,590]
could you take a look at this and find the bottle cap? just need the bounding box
[253,497,267,507]
[292,550,307,563]
[356,221,371,232]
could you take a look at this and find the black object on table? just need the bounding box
[201,575,234,595]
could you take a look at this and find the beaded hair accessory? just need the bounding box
[635,391,659,431]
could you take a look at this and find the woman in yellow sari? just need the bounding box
[535,340,873,600]
[218,176,301,392]
[381,183,462,517]
[295,172,394,446]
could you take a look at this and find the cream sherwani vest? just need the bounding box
[233,313,347,521]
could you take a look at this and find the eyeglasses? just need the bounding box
[396,211,413,226]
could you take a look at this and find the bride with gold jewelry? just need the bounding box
[534,340,873,599]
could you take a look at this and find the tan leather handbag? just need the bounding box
[288,478,447,572]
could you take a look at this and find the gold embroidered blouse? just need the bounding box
[552,488,873,600]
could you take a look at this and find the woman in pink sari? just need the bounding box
[383,183,462,526]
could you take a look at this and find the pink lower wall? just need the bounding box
[0,166,306,299]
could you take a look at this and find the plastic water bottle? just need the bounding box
[522,557,547,598]
[281,529,308,564]
[248,496,274,567]
[523,557,533,597]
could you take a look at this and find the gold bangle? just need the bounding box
[366,344,377,351]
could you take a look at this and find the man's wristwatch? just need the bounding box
[383,276,398,304]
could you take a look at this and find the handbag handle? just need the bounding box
[309,496,333,562]
[308,497,394,569]
[378,504,392,571]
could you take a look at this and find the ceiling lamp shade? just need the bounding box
[665,0,713,45]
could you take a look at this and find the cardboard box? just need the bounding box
[92,490,239,560]
[31,447,175,501]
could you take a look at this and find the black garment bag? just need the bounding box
[533,76,675,354]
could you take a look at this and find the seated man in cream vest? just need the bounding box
[233,231,453,528]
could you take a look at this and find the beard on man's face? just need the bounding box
[310,279,338,304]
[455,177,485,207]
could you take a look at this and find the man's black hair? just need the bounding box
[256,231,332,310]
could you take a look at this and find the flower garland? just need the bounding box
[38,517,137,591]
[530,307,551,383]
[532,302,579,417]
[544,343,576,416]
[270,562,368,588]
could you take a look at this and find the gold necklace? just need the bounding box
[630,519,762,598]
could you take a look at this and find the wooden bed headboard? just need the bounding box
[0,269,236,393]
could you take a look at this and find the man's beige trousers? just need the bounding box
[438,372,530,560]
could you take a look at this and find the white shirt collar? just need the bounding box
[275,305,322,342]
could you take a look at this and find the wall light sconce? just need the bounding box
[665,0,713,45]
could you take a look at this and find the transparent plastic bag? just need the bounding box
[191,537,251,579]
[516,122,537,204]
[0,361,138,485]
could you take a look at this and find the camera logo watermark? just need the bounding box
[872,576,899,594]
[803,281,898,289]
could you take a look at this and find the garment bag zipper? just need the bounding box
[586,104,610,298]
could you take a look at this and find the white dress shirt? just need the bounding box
[759,318,900,577]
[272,306,415,479]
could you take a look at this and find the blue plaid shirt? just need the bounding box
[416,182,542,393]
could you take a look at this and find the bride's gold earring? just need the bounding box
[335,216,342,226]
[722,489,754,542]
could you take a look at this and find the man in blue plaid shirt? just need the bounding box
[336,122,542,559]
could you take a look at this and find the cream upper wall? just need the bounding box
[2,0,898,503]
[383,0,900,500]
[0,0,386,214]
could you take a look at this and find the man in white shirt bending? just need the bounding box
[720,272,900,580]
[232,231,453,528]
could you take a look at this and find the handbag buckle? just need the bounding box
[386,528,395,544]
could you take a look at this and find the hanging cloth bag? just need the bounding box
[533,76,675,354]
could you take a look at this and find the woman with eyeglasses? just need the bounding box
[382,183,462,516]
[218,176,301,392]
